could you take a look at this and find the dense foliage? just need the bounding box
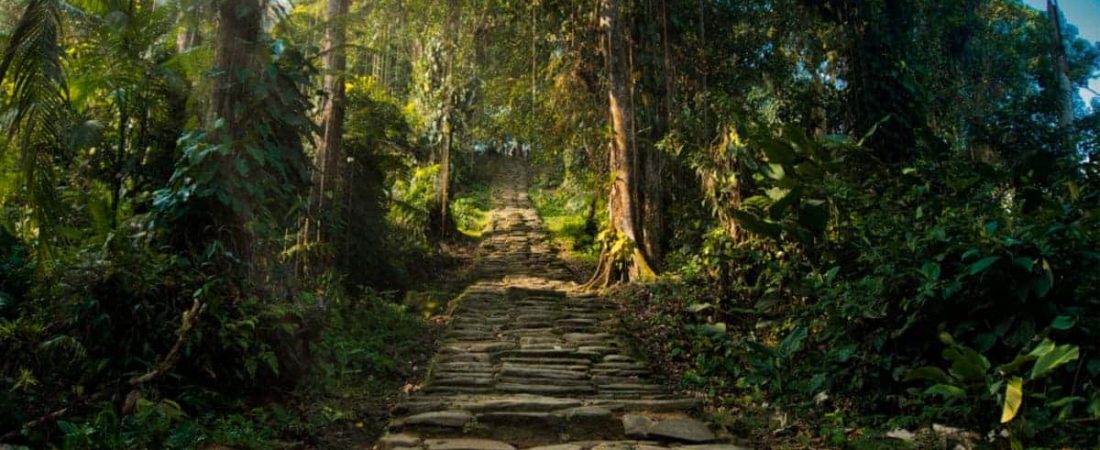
[2,0,1098,448]
[0,0,472,447]
[516,0,1100,447]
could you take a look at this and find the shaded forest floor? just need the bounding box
[304,165,495,449]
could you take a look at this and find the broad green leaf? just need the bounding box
[921,261,941,281]
[924,384,966,399]
[764,163,786,180]
[762,140,796,164]
[1051,315,1076,331]
[1027,339,1055,359]
[944,346,990,382]
[686,303,713,313]
[57,420,78,435]
[904,366,951,383]
[744,194,772,208]
[778,326,808,356]
[765,187,791,201]
[1046,396,1084,409]
[1030,344,1079,380]
[730,210,783,240]
[999,353,1035,374]
[1033,259,1054,298]
[767,187,801,219]
[967,256,1000,275]
[698,323,727,337]
[1000,377,1023,423]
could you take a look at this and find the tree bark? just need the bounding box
[205,0,266,274]
[176,24,200,54]
[438,114,452,237]
[639,0,669,267]
[209,0,264,132]
[585,0,656,289]
[436,0,461,238]
[1047,0,1074,128]
[313,0,351,245]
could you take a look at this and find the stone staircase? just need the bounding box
[377,159,747,450]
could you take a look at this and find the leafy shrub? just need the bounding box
[452,183,491,236]
[650,124,1100,446]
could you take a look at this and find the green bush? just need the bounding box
[652,124,1100,446]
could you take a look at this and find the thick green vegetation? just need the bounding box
[1,0,1099,449]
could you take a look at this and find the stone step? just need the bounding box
[387,408,729,448]
[381,161,735,450]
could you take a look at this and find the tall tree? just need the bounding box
[1047,0,1074,128]
[311,0,352,247]
[209,0,264,129]
[585,0,656,288]
[436,0,462,237]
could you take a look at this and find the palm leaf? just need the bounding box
[0,0,71,237]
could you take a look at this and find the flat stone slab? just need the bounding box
[378,433,421,450]
[501,364,589,380]
[424,438,517,450]
[456,395,583,412]
[557,406,613,419]
[647,418,716,443]
[623,415,655,438]
[526,445,584,450]
[497,383,596,395]
[398,411,472,428]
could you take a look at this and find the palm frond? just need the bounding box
[0,0,71,235]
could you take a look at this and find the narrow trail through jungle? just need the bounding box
[377,158,746,450]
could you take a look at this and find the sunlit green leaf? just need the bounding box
[1030,343,1079,380]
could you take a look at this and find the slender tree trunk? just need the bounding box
[436,0,461,237]
[585,0,656,289]
[531,2,537,116]
[698,0,708,135]
[1047,0,1074,128]
[175,3,204,55]
[312,0,351,245]
[439,115,452,236]
[176,26,200,53]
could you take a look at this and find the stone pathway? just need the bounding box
[378,159,747,450]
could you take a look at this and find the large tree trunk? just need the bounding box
[209,0,264,131]
[205,0,266,278]
[585,0,656,289]
[312,0,351,245]
[638,0,671,267]
[1046,0,1074,128]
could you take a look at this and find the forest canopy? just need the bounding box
[1,0,1099,448]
